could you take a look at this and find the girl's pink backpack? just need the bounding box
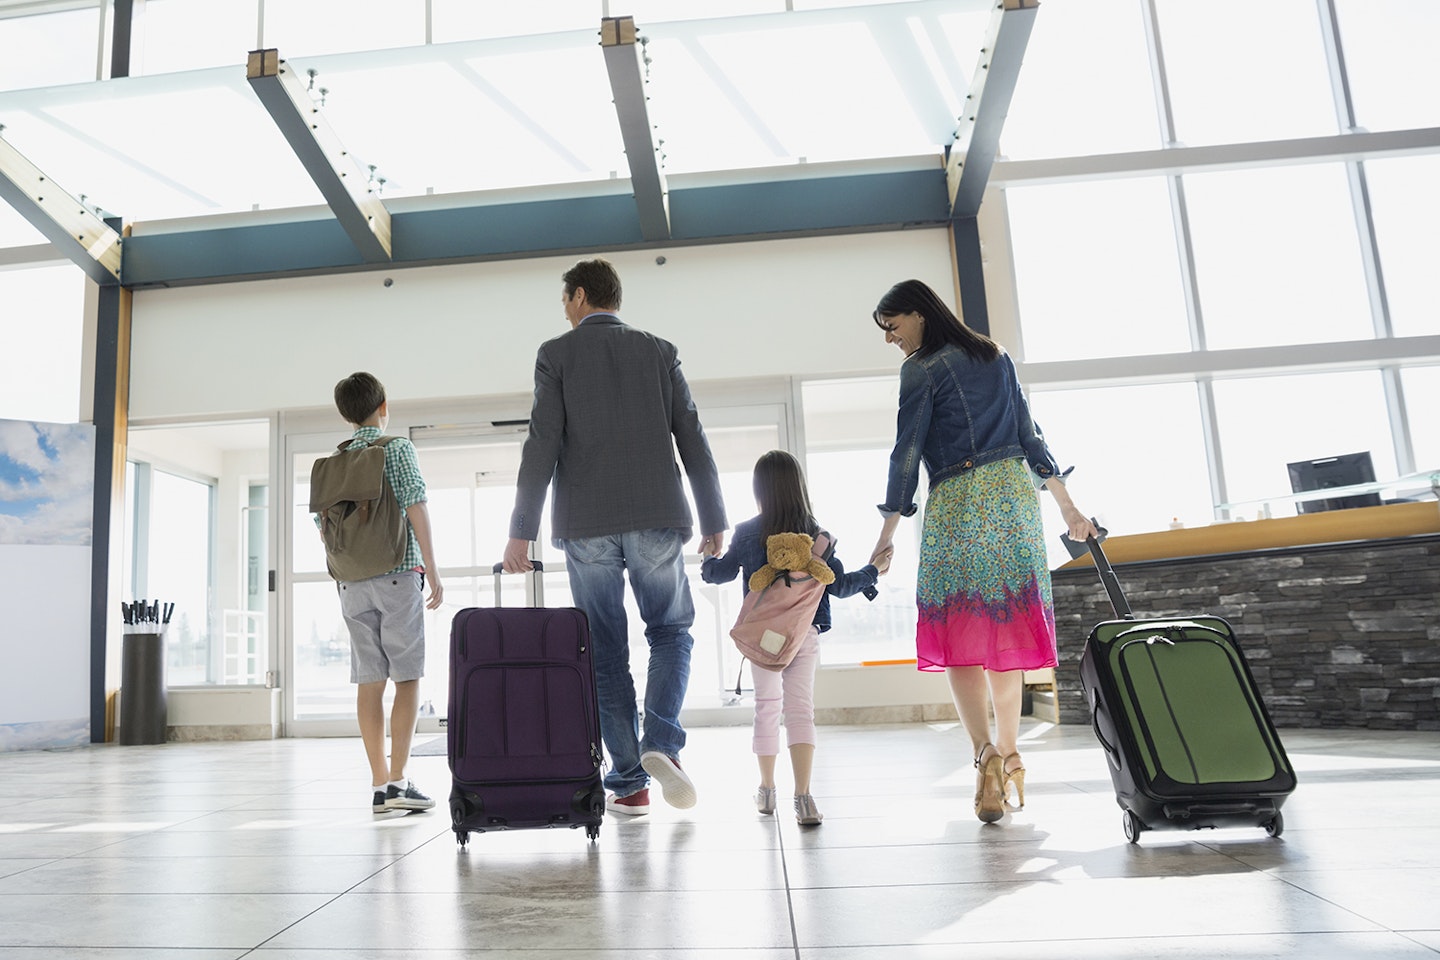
[730,532,834,671]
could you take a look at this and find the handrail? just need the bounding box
[1217,469,1439,516]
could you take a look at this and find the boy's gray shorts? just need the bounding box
[337,571,426,684]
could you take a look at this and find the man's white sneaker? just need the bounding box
[640,751,697,809]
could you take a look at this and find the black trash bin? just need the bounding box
[119,632,167,745]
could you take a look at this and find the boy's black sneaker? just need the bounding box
[384,780,435,812]
[372,788,389,813]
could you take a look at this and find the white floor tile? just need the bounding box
[0,722,1435,956]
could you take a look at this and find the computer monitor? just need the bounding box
[1286,451,1381,514]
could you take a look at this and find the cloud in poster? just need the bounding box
[0,420,95,546]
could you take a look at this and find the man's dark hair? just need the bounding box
[334,372,386,425]
[562,257,623,311]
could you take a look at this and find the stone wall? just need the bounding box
[1051,535,1440,731]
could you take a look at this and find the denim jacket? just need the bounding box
[880,345,1068,517]
[701,516,879,632]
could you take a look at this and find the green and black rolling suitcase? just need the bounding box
[1070,532,1297,844]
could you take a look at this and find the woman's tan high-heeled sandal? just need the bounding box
[1002,753,1026,809]
[973,743,1005,823]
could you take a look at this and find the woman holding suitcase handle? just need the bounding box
[868,279,1098,823]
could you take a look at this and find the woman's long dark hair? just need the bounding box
[873,279,1000,362]
[753,450,819,540]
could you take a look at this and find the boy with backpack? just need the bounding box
[314,372,444,813]
[702,450,887,825]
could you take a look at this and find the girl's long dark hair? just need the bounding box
[873,278,1000,362]
[753,450,819,540]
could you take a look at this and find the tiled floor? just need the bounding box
[2,719,1438,958]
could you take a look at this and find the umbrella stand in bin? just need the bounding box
[118,600,173,745]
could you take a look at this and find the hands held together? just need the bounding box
[869,542,894,575]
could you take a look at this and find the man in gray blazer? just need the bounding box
[504,257,728,816]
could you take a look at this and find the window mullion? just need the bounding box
[1144,0,1207,354]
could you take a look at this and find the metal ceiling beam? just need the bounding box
[245,48,392,262]
[601,17,670,241]
[0,133,122,285]
[120,166,951,287]
[946,0,1038,217]
[990,127,1440,186]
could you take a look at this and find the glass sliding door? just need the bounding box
[281,388,792,734]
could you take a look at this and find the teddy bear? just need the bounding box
[748,532,836,593]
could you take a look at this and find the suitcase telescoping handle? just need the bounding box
[1059,521,1133,620]
[491,561,545,607]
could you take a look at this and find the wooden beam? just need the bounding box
[946,0,1038,216]
[246,49,392,262]
[601,17,671,241]
[0,135,122,285]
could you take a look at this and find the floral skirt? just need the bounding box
[915,457,1058,673]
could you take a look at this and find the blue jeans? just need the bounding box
[562,527,695,797]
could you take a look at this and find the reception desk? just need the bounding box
[1058,500,1440,570]
[1050,501,1440,731]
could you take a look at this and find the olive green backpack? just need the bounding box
[309,436,408,582]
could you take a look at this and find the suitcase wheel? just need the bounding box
[1264,812,1284,838]
[1123,810,1146,844]
[586,823,600,842]
[455,829,469,849]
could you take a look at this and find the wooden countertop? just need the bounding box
[1057,500,1440,568]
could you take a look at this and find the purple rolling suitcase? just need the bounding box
[447,562,606,847]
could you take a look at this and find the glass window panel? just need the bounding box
[149,470,214,685]
[0,72,324,219]
[291,455,326,574]
[627,0,783,21]
[140,0,260,75]
[1028,384,1213,558]
[0,265,86,424]
[1365,155,1440,339]
[431,1,596,42]
[0,203,46,247]
[801,379,917,665]
[793,0,940,7]
[0,8,99,90]
[1184,164,1372,349]
[291,579,357,718]
[1003,0,1161,159]
[805,448,918,665]
[1400,366,1440,473]
[1212,371,1397,514]
[262,0,425,57]
[1334,0,1440,132]
[311,45,624,197]
[1007,177,1191,362]
[646,15,972,172]
[1155,0,1336,146]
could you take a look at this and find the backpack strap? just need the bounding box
[337,434,402,453]
[813,531,835,562]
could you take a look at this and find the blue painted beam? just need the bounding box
[121,167,953,287]
[951,215,988,336]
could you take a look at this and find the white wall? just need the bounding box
[128,229,955,419]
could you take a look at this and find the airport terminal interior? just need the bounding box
[1,0,1437,957]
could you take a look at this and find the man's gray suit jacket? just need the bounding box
[509,314,728,544]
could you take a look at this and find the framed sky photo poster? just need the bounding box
[0,419,95,750]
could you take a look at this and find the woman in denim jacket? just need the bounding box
[868,279,1098,823]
